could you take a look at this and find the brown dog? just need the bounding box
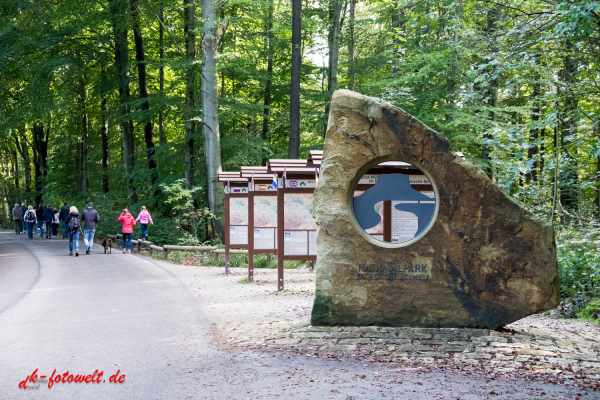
[102,238,113,254]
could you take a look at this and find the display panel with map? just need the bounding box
[229,198,248,225]
[284,193,316,230]
[254,196,277,228]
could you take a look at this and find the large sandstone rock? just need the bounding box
[311,90,560,329]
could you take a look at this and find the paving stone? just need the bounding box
[460,353,493,360]
[515,349,556,356]
[472,335,509,343]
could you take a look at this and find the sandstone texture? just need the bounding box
[311,89,560,329]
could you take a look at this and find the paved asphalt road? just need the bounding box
[0,230,592,399]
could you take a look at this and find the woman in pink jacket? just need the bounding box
[135,206,153,241]
[118,209,136,254]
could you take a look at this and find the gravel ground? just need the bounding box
[141,255,600,398]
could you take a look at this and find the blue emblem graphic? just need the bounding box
[353,174,435,238]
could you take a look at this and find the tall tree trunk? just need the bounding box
[31,127,41,204]
[447,1,461,123]
[202,0,225,239]
[329,0,343,95]
[158,3,166,146]
[560,50,579,219]
[261,0,274,166]
[323,0,343,134]
[391,0,402,81]
[348,0,355,91]
[75,140,82,191]
[131,0,158,188]
[79,75,90,192]
[101,68,110,193]
[32,125,47,204]
[184,0,195,190]
[11,149,19,192]
[481,5,500,180]
[109,0,137,205]
[14,133,31,194]
[1,183,9,227]
[289,0,302,158]
[527,79,541,183]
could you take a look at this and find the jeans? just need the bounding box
[27,222,34,238]
[36,221,43,236]
[122,233,132,250]
[45,222,53,238]
[14,220,21,234]
[69,231,80,252]
[83,229,96,252]
[61,221,68,237]
[141,224,148,238]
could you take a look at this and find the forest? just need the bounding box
[0,1,599,318]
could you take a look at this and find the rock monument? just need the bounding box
[311,90,560,329]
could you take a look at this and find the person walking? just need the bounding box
[21,202,27,233]
[59,202,69,238]
[118,209,136,254]
[80,202,100,255]
[42,204,54,239]
[23,205,37,239]
[134,206,154,241]
[52,208,59,238]
[35,204,44,237]
[64,206,81,256]
[12,202,22,234]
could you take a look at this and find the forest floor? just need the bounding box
[139,252,600,395]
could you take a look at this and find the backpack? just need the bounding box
[25,210,35,223]
[53,213,59,224]
[69,216,80,231]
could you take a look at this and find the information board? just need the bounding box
[254,228,277,250]
[230,225,248,245]
[284,231,308,255]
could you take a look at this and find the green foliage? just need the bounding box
[578,300,600,326]
[555,230,600,318]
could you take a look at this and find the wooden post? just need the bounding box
[150,246,153,256]
[224,192,230,274]
[267,253,271,268]
[384,200,392,242]
[309,260,314,272]
[276,174,284,291]
[248,190,254,282]
[137,239,141,252]
[164,249,168,260]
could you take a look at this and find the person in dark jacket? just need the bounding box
[21,202,27,233]
[64,206,81,256]
[12,202,22,234]
[42,204,54,239]
[35,204,44,238]
[59,202,69,239]
[80,202,100,254]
